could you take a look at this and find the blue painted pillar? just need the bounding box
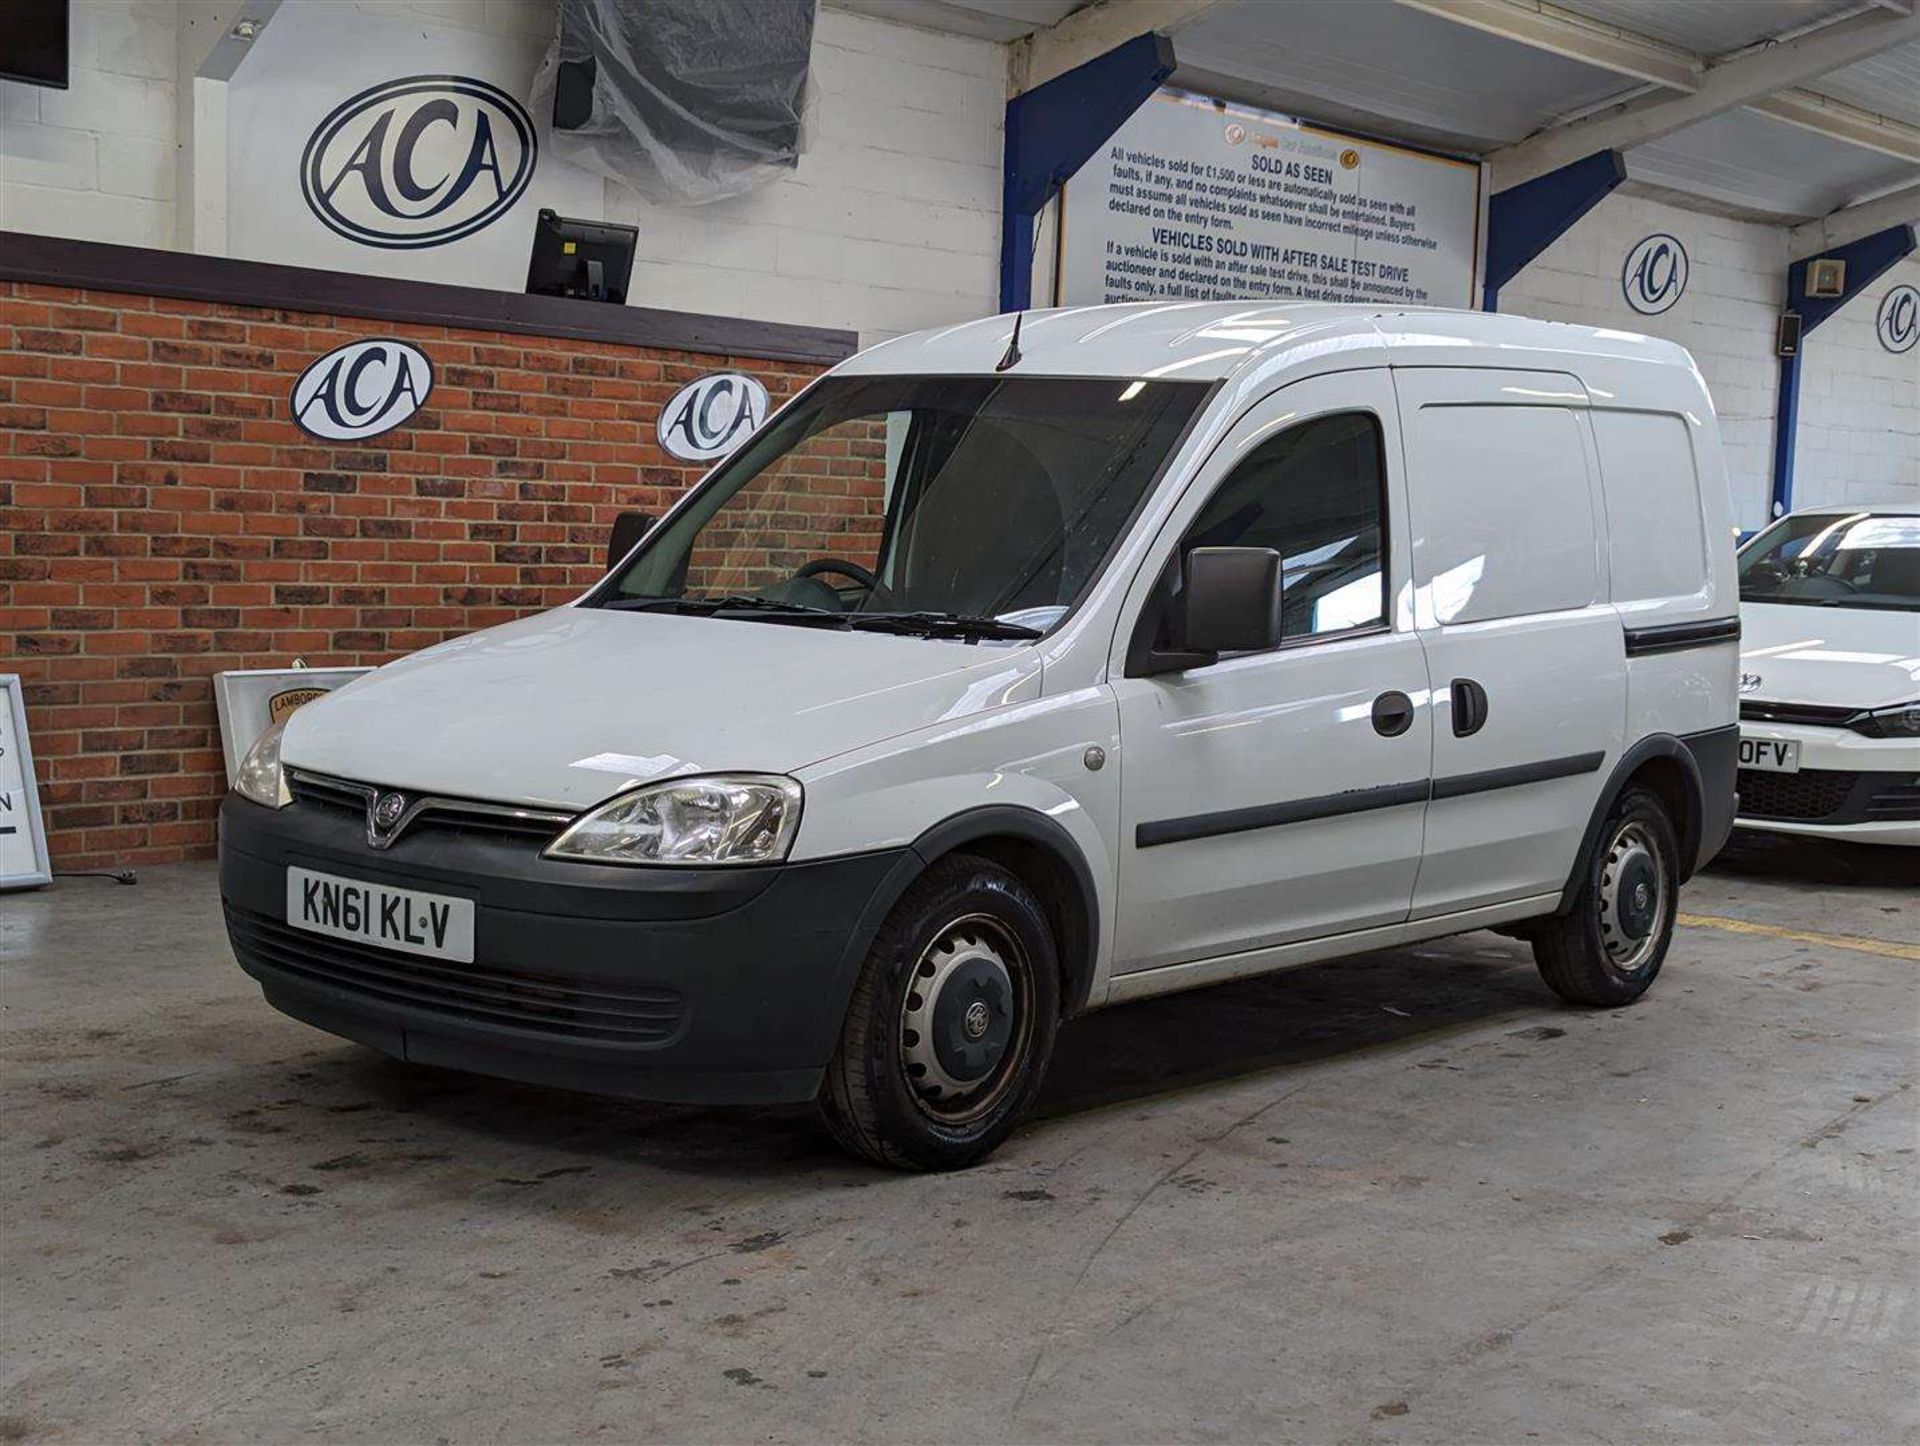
[1482,150,1624,311]
[999,32,1177,313]
[1768,222,1917,519]
[1769,352,1804,526]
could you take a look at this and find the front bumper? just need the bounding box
[219,795,912,1103]
[1734,721,1920,846]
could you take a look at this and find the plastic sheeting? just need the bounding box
[533,0,815,205]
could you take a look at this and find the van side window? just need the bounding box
[1408,405,1595,624]
[1590,411,1707,602]
[1184,411,1388,642]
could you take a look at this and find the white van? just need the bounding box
[221,303,1740,1169]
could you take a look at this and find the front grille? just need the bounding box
[1740,701,1859,727]
[226,904,684,1043]
[1738,768,1858,821]
[288,770,572,846]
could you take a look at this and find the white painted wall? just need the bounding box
[1499,193,1919,528]
[0,0,178,247]
[1798,253,1920,514]
[604,7,1004,344]
[0,0,1002,345]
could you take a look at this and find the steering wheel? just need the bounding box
[794,558,897,608]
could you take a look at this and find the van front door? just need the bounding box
[1392,368,1625,917]
[1110,372,1431,977]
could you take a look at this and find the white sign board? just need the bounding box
[215,668,372,784]
[1,675,51,891]
[657,374,770,462]
[292,339,435,441]
[228,2,602,288]
[1058,90,1480,309]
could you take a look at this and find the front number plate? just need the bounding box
[286,866,475,963]
[1738,737,1801,774]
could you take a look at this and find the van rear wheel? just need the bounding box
[1532,785,1679,1007]
[817,855,1060,1171]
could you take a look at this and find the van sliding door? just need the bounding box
[1392,369,1625,919]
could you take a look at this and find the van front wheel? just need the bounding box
[1532,785,1679,1007]
[817,855,1060,1171]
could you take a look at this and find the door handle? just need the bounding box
[1451,678,1489,737]
[1371,690,1415,737]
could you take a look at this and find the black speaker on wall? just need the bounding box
[1777,311,1803,358]
[553,56,597,132]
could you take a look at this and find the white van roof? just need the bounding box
[841,301,1698,386]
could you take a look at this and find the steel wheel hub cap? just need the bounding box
[900,919,1020,1119]
[1598,821,1666,972]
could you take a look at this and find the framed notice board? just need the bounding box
[1,675,52,891]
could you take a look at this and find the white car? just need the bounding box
[220,303,1739,1169]
[1736,505,1920,846]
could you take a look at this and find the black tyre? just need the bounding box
[817,854,1060,1171]
[1533,785,1679,1007]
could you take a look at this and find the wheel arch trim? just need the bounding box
[1557,733,1705,914]
[840,806,1104,1017]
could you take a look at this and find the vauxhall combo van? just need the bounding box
[221,303,1740,1169]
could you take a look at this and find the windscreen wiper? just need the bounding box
[598,595,1044,640]
[846,611,1045,642]
[599,593,837,621]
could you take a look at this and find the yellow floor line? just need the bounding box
[1677,912,1920,962]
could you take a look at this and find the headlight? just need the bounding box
[544,774,802,866]
[233,720,291,808]
[1851,703,1920,739]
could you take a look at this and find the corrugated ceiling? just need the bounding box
[1546,0,1862,58]
[821,0,1920,221]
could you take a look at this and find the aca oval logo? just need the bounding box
[291,339,434,441]
[1622,233,1689,316]
[301,75,536,249]
[1876,284,1918,354]
[658,374,770,463]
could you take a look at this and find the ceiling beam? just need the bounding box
[1012,0,1227,94]
[1393,0,1700,92]
[1489,6,1920,188]
[1748,89,1920,164]
[1788,181,1920,259]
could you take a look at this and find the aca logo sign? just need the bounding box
[301,75,536,249]
[1622,233,1689,316]
[658,374,770,463]
[1876,284,1917,354]
[291,339,434,441]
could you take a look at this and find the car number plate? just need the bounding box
[285,866,475,963]
[1738,737,1800,774]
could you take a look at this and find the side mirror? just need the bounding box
[1183,546,1282,654]
[605,510,653,573]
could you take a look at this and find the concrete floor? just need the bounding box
[2,838,1915,1444]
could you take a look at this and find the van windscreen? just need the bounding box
[598,375,1210,638]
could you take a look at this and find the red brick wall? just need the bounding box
[0,280,826,871]
[683,415,891,594]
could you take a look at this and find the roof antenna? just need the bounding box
[995,309,1024,372]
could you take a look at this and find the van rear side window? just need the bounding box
[1410,405,1596,624]
[1590,411,1706,602]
